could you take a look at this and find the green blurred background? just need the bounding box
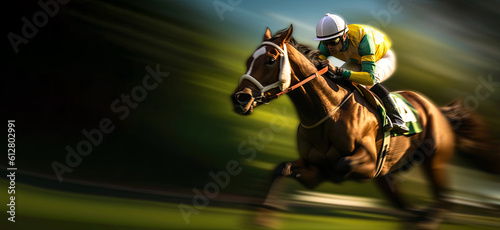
[2,0,500,229]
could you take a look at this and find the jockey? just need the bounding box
[314,13,409,134]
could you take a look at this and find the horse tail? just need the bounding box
[440,99,500,174]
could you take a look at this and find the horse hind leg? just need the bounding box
[375,174,414,212]
[415,146,455,229]
[399,133,454,230]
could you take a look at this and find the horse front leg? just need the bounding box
[336,142,378,180]
[254,158,325,228]
[252,162,289,229]
[262,158,326,207]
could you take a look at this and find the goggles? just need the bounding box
[321,37,341,46]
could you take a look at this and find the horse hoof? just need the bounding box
[335,157,352,174]
[407,207,427,219]
[408,208,447,230]
[251,207,282,229]
[414,219,442,230]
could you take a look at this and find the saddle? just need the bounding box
[350,83,422,136]
[349,83,423,177]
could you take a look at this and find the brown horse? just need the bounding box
[231,25,494,229]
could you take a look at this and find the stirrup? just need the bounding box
[392,122,410,134]
[383,115,393,132]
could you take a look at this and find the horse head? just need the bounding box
[231,25,294,115]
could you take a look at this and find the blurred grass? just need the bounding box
[2,180,496,230]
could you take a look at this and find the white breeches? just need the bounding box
[341,49,396,84]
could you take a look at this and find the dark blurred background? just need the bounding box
[2,0,499,229]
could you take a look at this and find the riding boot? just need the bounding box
[370,83,409,134]
[381,95,410,134]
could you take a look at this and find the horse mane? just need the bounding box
[270,29,352,90]
[270,29,324,71]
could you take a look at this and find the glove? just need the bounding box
[319,60,344,79]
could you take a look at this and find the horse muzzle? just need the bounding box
[231,87,256,115]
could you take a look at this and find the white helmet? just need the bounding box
[314,13,349,41]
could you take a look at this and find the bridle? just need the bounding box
[238,41,328,105]
[238,40,356,129]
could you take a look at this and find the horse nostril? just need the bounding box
[235,93,252,104]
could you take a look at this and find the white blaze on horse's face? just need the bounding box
[246,46,267,77]
[239,41,292,99]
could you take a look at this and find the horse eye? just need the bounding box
[266,57,276,65]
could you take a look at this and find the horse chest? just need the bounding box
[298,118,357,164]
[299,132,348,167]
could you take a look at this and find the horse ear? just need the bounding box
[263,27,272,41]
[287,24,294,41]
[277,24,293,45]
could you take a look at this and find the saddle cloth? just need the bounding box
[390,92,423,136]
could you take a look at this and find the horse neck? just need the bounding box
[285,43,350,126]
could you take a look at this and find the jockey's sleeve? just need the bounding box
[318,43,330,57]
[340,34,376,86]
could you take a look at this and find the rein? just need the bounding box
[264,66,328,102]
[239,41,328,105]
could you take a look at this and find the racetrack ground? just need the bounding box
[2,180,499,230]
